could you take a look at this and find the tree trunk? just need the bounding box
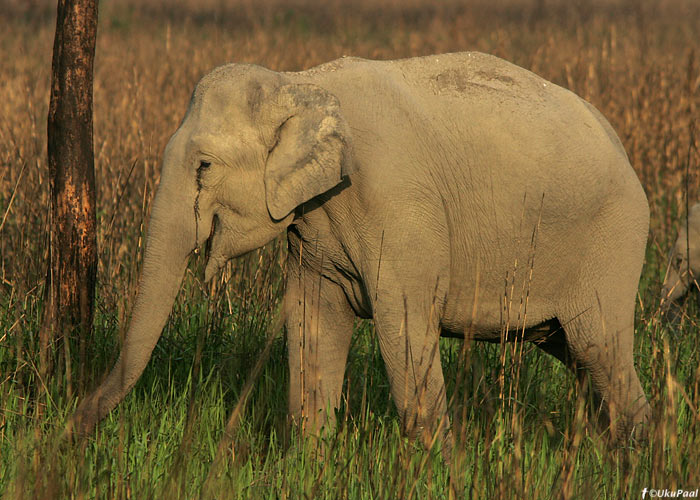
[42,0,98,399]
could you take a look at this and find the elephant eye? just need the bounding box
[196,161,210,190]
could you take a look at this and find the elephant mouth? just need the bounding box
[204,214,219,262]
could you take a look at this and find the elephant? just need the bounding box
[66,52,651,450]
[661,202,700,310]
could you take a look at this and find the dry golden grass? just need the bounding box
[2,0,698,298]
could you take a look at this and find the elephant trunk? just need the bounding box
[67,172,202,437]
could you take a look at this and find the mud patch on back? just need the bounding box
[431,67,519,98]
[475,70,515,85]
[434,68,471,93]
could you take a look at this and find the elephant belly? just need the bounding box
[440,317,561,343]
[439,282,559,342]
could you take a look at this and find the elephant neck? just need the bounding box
[289,185,355,268]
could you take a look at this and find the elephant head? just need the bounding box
[661,202,700,309]
[67,64,354,435]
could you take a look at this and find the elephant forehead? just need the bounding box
[195,64,252,95]
[194,64,282,109]
[186,125,260,154]
[185,94,259,138]
[194,87,253,120]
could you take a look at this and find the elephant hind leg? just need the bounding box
[535,327,604,422]
[555,293,650,444]
[548,192,650,443]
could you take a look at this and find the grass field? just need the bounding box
[1,0,700,498]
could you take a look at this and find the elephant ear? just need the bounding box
[263,83,353,220]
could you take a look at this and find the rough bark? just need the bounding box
[42,0,98,397]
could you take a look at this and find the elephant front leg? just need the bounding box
[374,297,452,458]
[284,267,355,437]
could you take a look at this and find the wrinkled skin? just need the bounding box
[67,52,651,450]
[661,202,700,313]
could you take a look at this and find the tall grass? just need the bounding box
[1,0,699,498]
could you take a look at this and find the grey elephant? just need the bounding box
[67,52,650,448]
[662,202,700,309]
